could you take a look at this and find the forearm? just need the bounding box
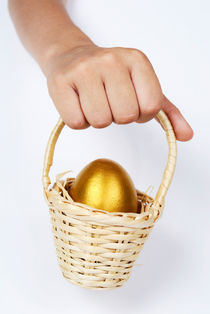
[8,0,93,73]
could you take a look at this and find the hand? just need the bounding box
[45,44,193,141]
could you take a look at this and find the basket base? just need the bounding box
[62,271,130,290]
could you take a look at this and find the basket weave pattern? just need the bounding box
[42,110,177,290]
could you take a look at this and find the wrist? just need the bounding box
[40,33,94,76]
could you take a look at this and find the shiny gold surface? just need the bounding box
[69,158,138,213]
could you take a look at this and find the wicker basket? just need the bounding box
[42,110,177,290]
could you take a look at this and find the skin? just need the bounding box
[8,0,193,141]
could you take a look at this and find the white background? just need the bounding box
[1,0,210,313]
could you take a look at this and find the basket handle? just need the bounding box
[42,110,177,206]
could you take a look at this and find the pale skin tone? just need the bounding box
[9,0,193,141]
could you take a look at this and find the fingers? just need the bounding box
[75,75,113,128]
[161,95,194,141]
[125,50,193,141]
[47,46,193,141]
[103,60,140,124]
[47,79,89,129]
[47,47,163,129]
[127,50,163,123]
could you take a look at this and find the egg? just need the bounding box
[68,158,138,213]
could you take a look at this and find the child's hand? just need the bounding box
[9,0,193,141]
[45,44,193,141]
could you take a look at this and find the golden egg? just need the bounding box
[68,158,138,213]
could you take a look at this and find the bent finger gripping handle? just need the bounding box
[42,110,177,207]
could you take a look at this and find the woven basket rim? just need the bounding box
[46,176,162,228]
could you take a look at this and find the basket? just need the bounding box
[42,110,177,290]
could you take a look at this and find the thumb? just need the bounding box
[158,95,194,142]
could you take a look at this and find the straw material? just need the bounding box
[42,110,177,290]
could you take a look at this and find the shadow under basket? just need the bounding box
[42,110,177,290]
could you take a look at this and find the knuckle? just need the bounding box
[47,72,68,97]
[50,71,66,87]
[130,48,149,62]
[73,58,92,75]
[142,98,162,116]
[101,50,119,65]
[167,104,180,115]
